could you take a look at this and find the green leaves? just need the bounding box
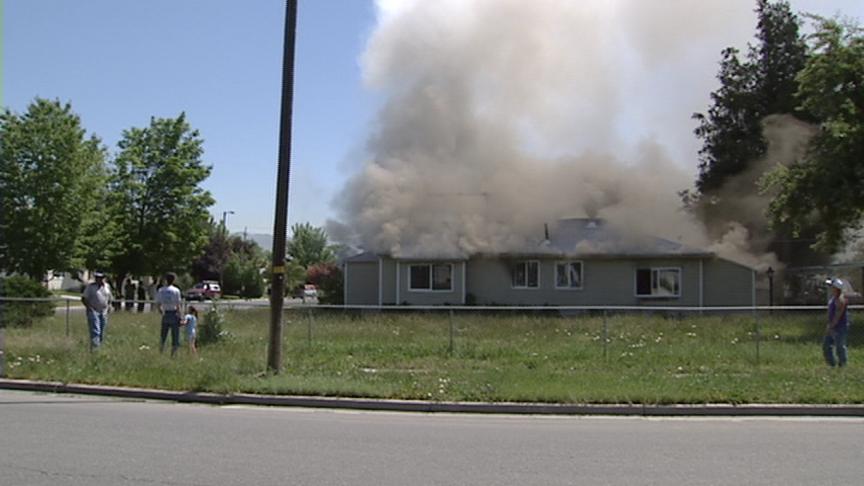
[108,113,215,277]
[287,222,336,269]
[765,18,864,253]
[0,99,108,279]
[693,0,808,194]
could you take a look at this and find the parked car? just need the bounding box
[293,284,318,301]
[186,281,222,301]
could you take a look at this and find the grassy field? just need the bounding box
[3,306,863,404]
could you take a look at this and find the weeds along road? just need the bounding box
[1,389,862,486]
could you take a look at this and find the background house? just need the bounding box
[344,219,756,307]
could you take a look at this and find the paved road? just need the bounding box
[53,297,313,314]
[1,390,862,485]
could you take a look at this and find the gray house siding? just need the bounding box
[345,261,379,305]
[703,258,755,306]
[345,255,754,307]
[467,258,703,306]
[381,258,397,305]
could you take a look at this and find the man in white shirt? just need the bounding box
[81,271,112,350]
[156,272,183,356]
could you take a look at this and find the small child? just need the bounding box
[181,305,199,355]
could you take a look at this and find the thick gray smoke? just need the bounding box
[329,0,782,265]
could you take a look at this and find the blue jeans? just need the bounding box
[160,311,181,356]
[86,309,108,350]
[823,326,849,367]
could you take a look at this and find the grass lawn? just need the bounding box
[3,307,863,404]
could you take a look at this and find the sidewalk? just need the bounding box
[1,378,862,416]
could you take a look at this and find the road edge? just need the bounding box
[1,378,863,416]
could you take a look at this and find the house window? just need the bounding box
[512,261,539,288]
[409,264,453,291]
[636,267,681,297]
[555,261,583,289]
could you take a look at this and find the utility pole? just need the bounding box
[268,0,298,373]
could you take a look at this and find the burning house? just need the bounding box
[344,218,755,307]
[330,1,780,306]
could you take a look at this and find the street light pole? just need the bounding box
[221,210,234,234]
[219,210,235,290]
[268,0,298,374]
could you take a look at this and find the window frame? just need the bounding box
[511,260,541,289]
[408,263,454,292]
[554,261,584,290]
[635,267,682,298]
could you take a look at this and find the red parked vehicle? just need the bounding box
[185,281,222,301]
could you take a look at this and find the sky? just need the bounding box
[4,0,863,242]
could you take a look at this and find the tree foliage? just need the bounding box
[107,113,214,278]
[287,222,336,269]
[764,18,864,252]
[693,0,808,193]
[190,220,230,282]
[306,262,343,304]
[0,99,108,280]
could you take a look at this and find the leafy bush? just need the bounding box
[222,256,264,298]
[307,263,343,304]
[0,276,54,327]
[198,304,226,345]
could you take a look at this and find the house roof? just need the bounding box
[537,218,714,259]
[344,252,380,263]
[346,219,719,263]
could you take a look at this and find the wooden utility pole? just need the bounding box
[268,0,298,373]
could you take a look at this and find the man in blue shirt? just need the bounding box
[824,278,850,367]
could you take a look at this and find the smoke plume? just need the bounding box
[329,0,786,266]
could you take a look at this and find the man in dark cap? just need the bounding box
[81,271,113,350]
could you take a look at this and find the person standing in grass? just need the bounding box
[824,278,850,367]
[156,272,183,357]
[181,305,199,356]
[81,271,112,351]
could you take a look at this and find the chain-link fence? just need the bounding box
[1,297,859,403]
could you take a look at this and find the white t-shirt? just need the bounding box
[82,282,112,312]
[156,285,182,312]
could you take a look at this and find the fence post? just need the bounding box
[306,309,313,348]
[65,299,70,337]
[0,325,5,378]
[602,310,609,361]
[754,308,761,367]
[448,310,455,356]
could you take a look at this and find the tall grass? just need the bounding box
[4,307,862,404]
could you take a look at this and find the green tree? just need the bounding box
[765,18,864,252]
[191,220,230,282]
[108,113,214,281]
[287,222,336,269]
[222,253,265,298]
[0,99,107,280]
[693,0,808,193]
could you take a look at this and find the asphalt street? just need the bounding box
[1,389,862,486]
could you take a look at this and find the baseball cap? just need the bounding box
[94,271,105,278]
[826,278,844,290]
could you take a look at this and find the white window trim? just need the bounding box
[635,266,682,298]
[554,260,584,290]
[511,260,541,290]
[408,263,454,292]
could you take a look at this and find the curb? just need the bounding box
[2,379,863,416]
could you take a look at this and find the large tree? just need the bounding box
[765,18,864,253]
[287,222,336,269]
[693,0,808,194]
[108,113,214,280]
[0,99,107,280]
